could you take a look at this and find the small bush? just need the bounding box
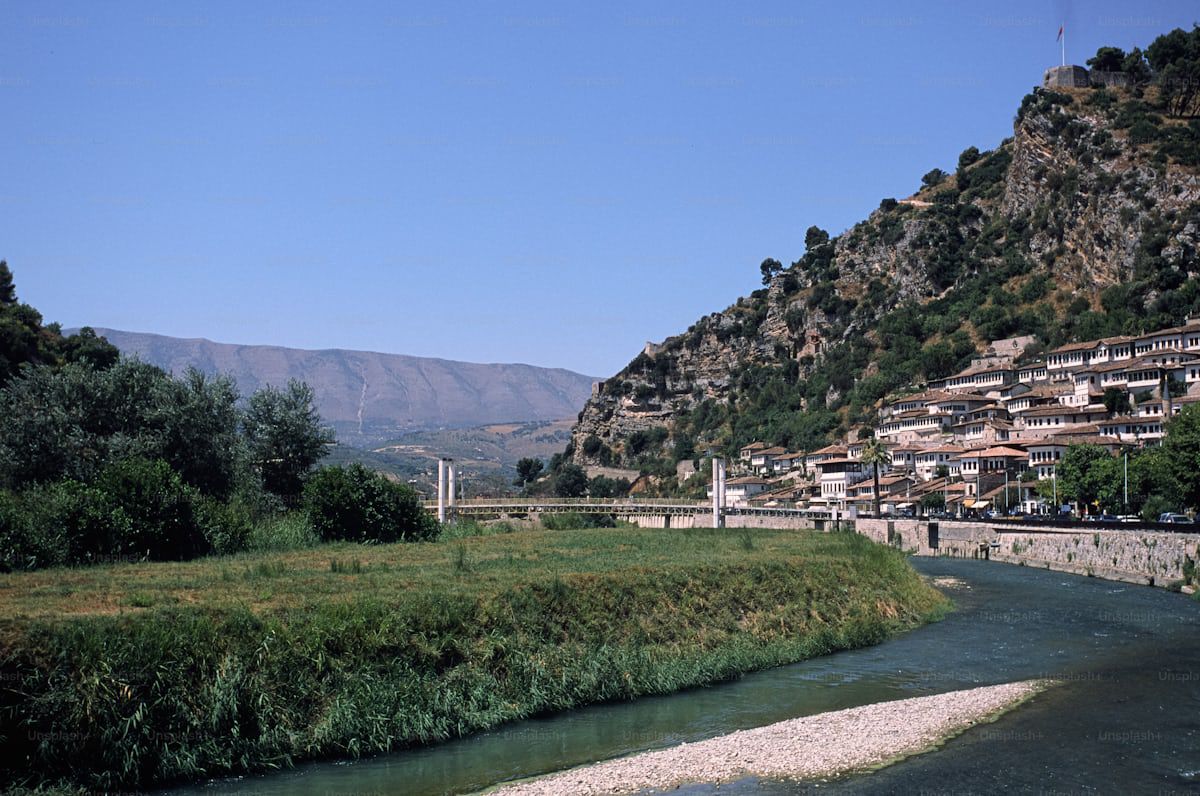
[540,512,616,530]
[303,464,437,543]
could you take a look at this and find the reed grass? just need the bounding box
[0,527,948,791]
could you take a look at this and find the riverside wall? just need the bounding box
[855,518,1200,589]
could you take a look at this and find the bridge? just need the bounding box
[420,497,822,527]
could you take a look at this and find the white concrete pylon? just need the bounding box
[437,459,447,524]
[718,458,727,512]
[448,460,456,511]
[712,458,720,528]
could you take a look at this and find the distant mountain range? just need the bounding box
[87,329,599,447]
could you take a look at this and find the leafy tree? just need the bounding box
[0,261,14,305]
[514,457,544,487]
[554,463,588,497]
[1147,26,1200,117]
[804,226,830,251]
[0,359,247,496]
[920,492,945,513]
[921,168,947,189]
[243,380,333,500]
[0,263,120,386]
[1127,446,1181,517]
[0,262,45,387]
[759,257,783,286]
[162,369,244,497]
[1122,47,1152,84]
[1163,404,1200,510]
[1056,445,1121,514]
[859,435,889,517]
[956,146,981,171]
[303,464,436,543]
[49,326,119,370]
[1087,46,1128,72]
[581,434,603,457]
[588,475,630,498]
[672,436,696,462]
[1102,387,1131,415]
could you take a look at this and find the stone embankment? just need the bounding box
[856,518,1200,589]
[492,680,1050,795]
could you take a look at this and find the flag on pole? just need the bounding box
[1057,25,1064,42]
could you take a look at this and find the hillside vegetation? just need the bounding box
[568,28,1200,481]
[0,527,947,791]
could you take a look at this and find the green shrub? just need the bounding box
[97,458,211,561]
[195,494,256,555]
[303,464,437,543]
[540,512,616,530]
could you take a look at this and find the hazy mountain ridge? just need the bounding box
[87,329,598,446]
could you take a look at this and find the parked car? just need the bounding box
[1158,513,1193,524]
[1094,513,1119,522]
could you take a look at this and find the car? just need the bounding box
[1095,513,1119,522]
[1158,513,1193,524]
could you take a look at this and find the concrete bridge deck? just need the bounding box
[420,497,817,519]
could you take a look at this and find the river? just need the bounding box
[168,558,1200,795]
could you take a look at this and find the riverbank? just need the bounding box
[0,528,947,792]
[493,680,1052,795]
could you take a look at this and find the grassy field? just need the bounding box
[0,526,949,791]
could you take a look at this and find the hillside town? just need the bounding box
[718,319,1200,517]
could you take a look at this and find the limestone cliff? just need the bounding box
[569,82,1200,469]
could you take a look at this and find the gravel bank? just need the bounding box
[490,680,1051,795]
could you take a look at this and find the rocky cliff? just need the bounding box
[569,81,1200,471]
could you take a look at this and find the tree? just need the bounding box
[804,226,830,251]
[921,168,947,189]
[1128,445,1181,517]
[920,492,945,514]
[1147,26,1200,117]
[1087,46,1128,72]
[50,326,119,370]
[956,146,981,171]
[0,262,45,387]
[514,457,544,487]
[1163,404,1200,510]
[1102,387,1132,416]
[859,435,889,517]
[760,257,783,286]
[243,380,333,500]
[0,261,15,305]
[553,463,588,497]
[162,369,244,498]
[1122,47,1152,84]
[1056,445,1121,514]
[303,464,436,543]
[588,475,630,498]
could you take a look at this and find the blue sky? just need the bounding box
[4,1,1196,377]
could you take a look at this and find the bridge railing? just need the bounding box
[419,497,711,508]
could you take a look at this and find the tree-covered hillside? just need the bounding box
[568,27,1200,482]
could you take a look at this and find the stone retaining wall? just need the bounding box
[853,518,1200,590]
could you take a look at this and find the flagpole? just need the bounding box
[1061,22,1066,66]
